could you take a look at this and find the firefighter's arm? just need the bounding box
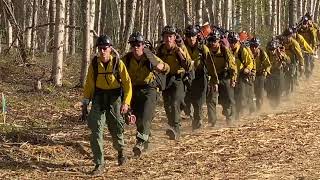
[118,61,132,106]
[144,48,170,74]
[83,63,95,100]
[177,45,193,72]
[226,49,238,82]
[292,40,305,66]
[298,34,314,54]
[242,48,254,71]
[203,46,219,85]
[262,50,272,75]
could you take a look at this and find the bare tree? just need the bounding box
[49,0,56,52]
[271,0,277,35]
[289,0,297,26]
[30,0,38,59]
[52,0,65,86]
[7,0,13,48]
[123,0,137,52]
[89,0,95,51]
[69,0,76,54]
[215,0,222,27]
[43,0,50,53]
[195,0,203,25]
[184,0,192,26]
[159,0,166,26]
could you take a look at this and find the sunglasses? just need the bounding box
[130,42,143,48]
[98,46,110,51]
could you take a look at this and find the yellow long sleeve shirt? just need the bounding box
[283,38,304,66]
[232,44,254,76]
[254,48,271,76]
[186,44,219,84]
[295,33,314,54]
[83,55,132,105]
[157,44,192,75]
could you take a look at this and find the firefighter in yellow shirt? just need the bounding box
[228,32,254,120]
[207,30,238,125]
[266,39,291,107]
[183,25,219,129]
[281,30,304,95]
[157,25,193,140]
[122,32,169,156]
[298,15,318,77]
[249,37,271,111]
[82,35,132,175]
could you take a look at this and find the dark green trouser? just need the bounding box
[254,75,266,110]
[247,81,255,113]
[131,86,157,142]
[304,53,313,79]
[265,71,283,107]
[234,76,248,120]
[87,89,125,166]
[215,77,235,122]
[189,73,207,129]
[283,63,295,95]
[206,85,218,125]
[162,77,186,133]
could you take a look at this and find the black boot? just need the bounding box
[117,151,127,166]
[90,163,105,176]
[133,139,145,157]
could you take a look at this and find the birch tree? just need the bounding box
[52,0,65,86]
[123,0,137,52]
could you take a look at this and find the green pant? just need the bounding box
[163,77,186,134]
[131,86,157,142]
[87,89,125,165]
[265,70,283,107]
[216,77,235,122]
[189,73,207,129]
[254,75,266,111]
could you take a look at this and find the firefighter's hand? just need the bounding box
[230,80,236,88]
[299,65,304,73]
[120,103,129,114]
[209,83,218,92]
[156,63,165,71]
[243,68,250,74]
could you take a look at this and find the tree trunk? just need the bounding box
[30,0,38,59]
[297,0,302,19]
[303,0,307,14]
[271,0,277,35]
[64,0,69,54]
[216,0,222,27]
[89,0,95,51]
[195,0,203,25]
[119,0,125,44]
[123,0,137,52]
[100,0,107,34]
[43,0,50,53]
[25,1,32,49]
[252,0,257,33]
[159,0,166,27]
[277,0,281,34]
[69,0,76,54]
[207,0,214,24]
[52,0,65,86]
[184,0,191,26]
[289,0,297,26]
[139,0,145,33]
[49,0,56,52]
[80,0,90,87]
[145,0,151,40]
[235,0,241,31]
[95,0,101,36]
[314,0,320,22]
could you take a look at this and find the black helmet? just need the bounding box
[96,35,112,46]
[207,30,221,43]
[282,28,294,36]
[228,32,240,44]
[162,25,176,35]
[185,25,200,37]
[128,32,144,43]
[249,37,261,47]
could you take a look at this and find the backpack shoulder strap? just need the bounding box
[112,56,122,84]
[92,56,98,86]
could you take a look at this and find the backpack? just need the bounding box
[123,51,167,91]
[91,56,121,88]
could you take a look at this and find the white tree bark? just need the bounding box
[235,0,242,30]
[53,0,65,86]
[184,0,191,26]
[277,0,281,34]
[43,0,50,53]
[145,0,151,40]
[25,1,32,49]
[215,0,222,27]
[123,0,137,52]
[96,0,101,36]
[139,0,145,33]
[195,0,203,25]
[159,0,166,26]
[69,0,75,54]
[297,0,302,19]
[64,0,69,54]
[252,0,257,33]
[289,0,297,26]
[49,0,56,52]
[271,0,277,35]
[80,0,91,87]
[31,0,38,58]
[89,0,95,52]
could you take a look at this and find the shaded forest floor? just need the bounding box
[1,55,320,179]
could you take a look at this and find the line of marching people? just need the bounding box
[80,12,319,175]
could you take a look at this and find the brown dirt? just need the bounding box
[1,56,320,179]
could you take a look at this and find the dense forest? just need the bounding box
[0,0,319,86]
